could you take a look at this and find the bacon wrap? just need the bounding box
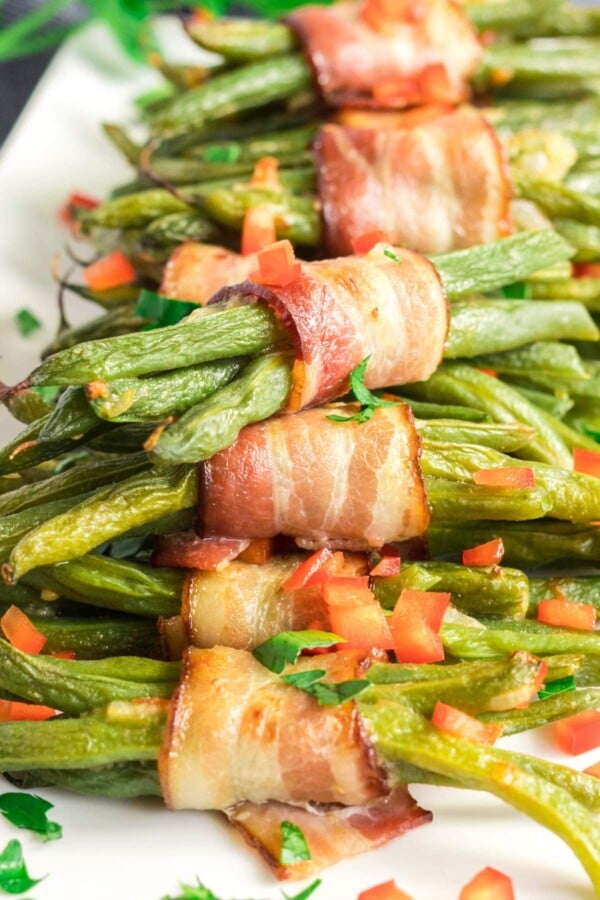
[316,107,513,256]
[213,246,448,411]
[228,788,432,880]
[160,242,255,305]
[183,553,367,649]
[286,1,481,108]
[159,646,386,811]
[199,404,429,551]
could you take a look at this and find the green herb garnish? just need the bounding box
[383,248,403,264]
[0,840,43,895]
[283,671,370,707]
[327,356,397,425]
[283,881,322,900]
[0,793,61,842]
[15,309,41,338]
[204,144,242,164]
[501,281,532,300]
[135,289,196,329]
[253,630,343,674]
[279,821,311,866]
[538,675,577,700]
[31,385,60,403]
[161,882,218,900]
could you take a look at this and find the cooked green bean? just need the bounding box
[480,688,600,735]
[30,616,162,659]
[27,304,288,387]
[446,302,598,358]
[529,576,600,614]
[0,494,94,566]
[442,621,600,661]
[86,358,244,423]
[416,420,536,453]
[186,17,299,61]
[0,639,179,713]
[140,211,227,249]
[201,184,321,246]
[426,476,551,521]
[402,400,489,422]
[150,55,314,133]
[3,388,53,424]
[517,176,600,226]
[11,761,162,798]
[43,306,147,357]
[469,341,590,380]
[152,353,293,464]
[6,466,198,581]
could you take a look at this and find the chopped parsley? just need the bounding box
[15,309,41,338]
[283,671,370,707]
[0,792,61,842]
[135,289,196,329]
[327,356,397,425]
[204,144,242,164]
[0,839,43,894]
[253,630,343,674]
[538,675,577,700]
[279,821,311,866]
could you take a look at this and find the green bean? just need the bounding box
[403,364,572,467]
[0,707,165,770]
[512,384,574,419]
[147,151,314,186]
[0,639,179,714]
[43,305,147,357]
[7,466,198,582]
[529,576,600,614]
[27,304,288,386]
[0,453,149,517]
[152,353,293,464]
[102,122,142,165]
[86,358,244,423]
[480,38,600,87]
[27,555,183,618]
[39,387,100,440]
[364,699,600,893]
[150,55,314,133]
[369,654,582,686]
[431,230,574,297]
[422,441,600,523]
[370,651,545,715]
[32,616,162,659]
[480,688,600,736]
[11,761,162,799]
[468,341,590,381]
[87,424,154,454]
[416,420,536,453]
[186,17,298,61]
[140,211,227,250]
[3,388,53,424]
[429,520,600,569]
[426,476,551,521]
[187,125,317,163]
[201,184,321,246]
[400,399,489,422]
[0,494,93,566]
[442,621,600,661]
[517,176,600,227]
[373,562,529,620]
[446,300,598,358]
[554,217,600,261]
[532,276,600,311]
[465,0,564,32]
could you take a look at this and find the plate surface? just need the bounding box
[0,20,597,900]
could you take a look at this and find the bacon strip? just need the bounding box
[317,107,512,256]
[287,1,481,108]
[213,245,448,412]
[159,646,386,811]
[183,553,367,649]
[199,404,429,551]
[152,533,250,570]
[160,242,256,305]
[228,788,432,880]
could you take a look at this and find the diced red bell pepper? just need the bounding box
[573,262,600,279]
[250,239,302,287]
[459,866,515,900]
[573,447,600,479]
[358,880,413,900]
[59,192,99,229]
[555,710,600,755]
[584,760,600,778]
[83,250,136,292]
[370,553,401,577]
[50,650,77,660]
[361,0,424,31]
[251,156,280,190]
[476,368,497,378]
[0,605,46,654]
[418,64,454,103]
[432,702,504,746]
[538,598,596,631]
[282,548,335,592]
[351,230,390,254]
[0,700,57,722]
[462,538,504,567]
[324,575,394,650]
[241,205,277,256]
[473,467,535,488]
[388,589,450,664]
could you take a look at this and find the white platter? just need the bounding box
[0,19,597,900]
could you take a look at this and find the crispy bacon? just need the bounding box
[213,244,448,411]
[287,1,481,108]
[199,404,429,551]
[228,788,432,880]
[316,107,512,256]
[159,646,387,811]
[152,533,250,570]
[183,553,367,649]
[160,242,255,305]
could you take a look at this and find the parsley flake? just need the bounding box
[283,672,370,707]
[538,675,576,700]
[326,356,397,425]
[383,248,403,264]
[0,839,43,895]
[253,630,343,674]
[0,793,61,842]
[279,821,311,866]
[15,309,41,338]
[204,144,242,164]
[135,289,196,329]
[282,881,322,900]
